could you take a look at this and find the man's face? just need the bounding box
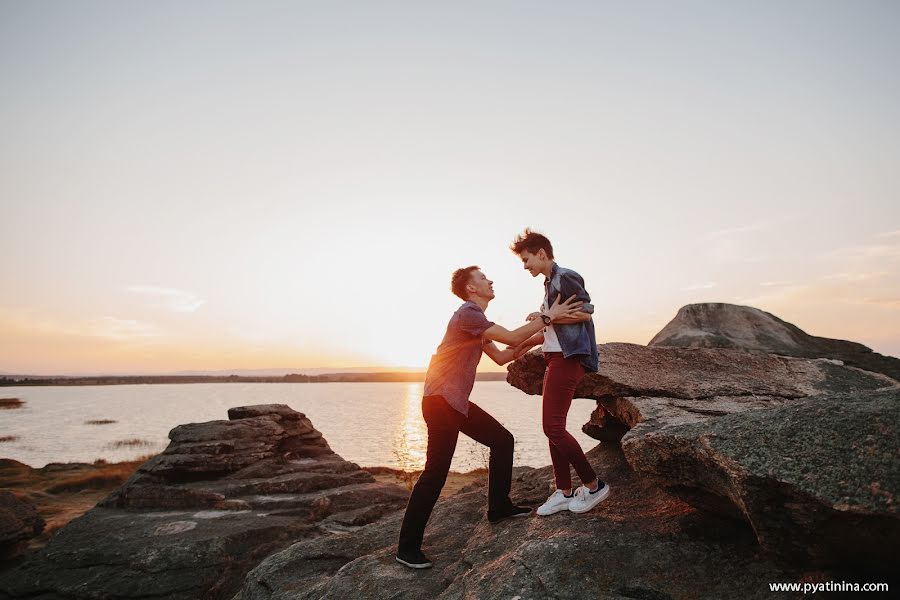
[519,249,548,277]
[467,270,495,300]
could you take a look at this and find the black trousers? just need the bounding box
[397,395,515,553]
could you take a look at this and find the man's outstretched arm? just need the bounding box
[514,332,544,358]
[482,342,517,365]
[481,317,545,347]
[482,294,582,346]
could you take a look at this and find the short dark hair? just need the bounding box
[510,228,554,259]
[451,266,480,300]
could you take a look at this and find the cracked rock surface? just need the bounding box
[0,405,408,600]
[623,389,900,569]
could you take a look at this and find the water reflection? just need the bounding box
[0,382,599,471]
[392,383,426,471]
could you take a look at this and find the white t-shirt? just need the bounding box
[540,297,562,352]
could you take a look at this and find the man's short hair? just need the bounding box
[451,266,479,301]
[510,228,554,259]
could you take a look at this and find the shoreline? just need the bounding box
[0,373,509,386]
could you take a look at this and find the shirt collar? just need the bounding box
[462,300,485,313]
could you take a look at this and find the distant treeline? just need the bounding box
[0,372,508,386]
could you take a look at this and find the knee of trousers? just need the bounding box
[543,425,569,444]
[492,429,514,453]
[418,462,452,486]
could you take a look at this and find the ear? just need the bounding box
[538,248,547,260]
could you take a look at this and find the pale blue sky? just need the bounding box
[2,1,899,373]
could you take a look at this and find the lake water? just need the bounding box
[0,382,600,472]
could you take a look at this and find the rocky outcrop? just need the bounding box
[507,343,899,569]
[233,444,829,600]
[508,342,895,439]
[0,491,44,560]
[98,403,348,510]
[649,303,900,380]
[0,405,408,600]
[625,389,900,569]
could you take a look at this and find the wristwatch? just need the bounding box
[540,313,552,325]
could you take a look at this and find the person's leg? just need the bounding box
[398,395,463,554]
[459,401,514,513]
[543,359,573,492]
[542,355,597,488]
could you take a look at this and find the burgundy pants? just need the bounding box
[542,352,597,490]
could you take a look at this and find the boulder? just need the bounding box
[623,389,900,570]
[507,343,899,569]
[0,405,408,600]
[649,303,900,380]
[0,491,44,560]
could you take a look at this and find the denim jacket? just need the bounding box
[544,262,599,372]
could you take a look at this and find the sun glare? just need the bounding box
[392,382,427,471]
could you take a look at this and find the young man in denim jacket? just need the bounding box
[511,229,610,516]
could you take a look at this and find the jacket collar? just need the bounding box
[544,261,559,285]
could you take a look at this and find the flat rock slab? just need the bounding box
[509,343,894,407]
[0,507,317,600]
[508,343,895,439]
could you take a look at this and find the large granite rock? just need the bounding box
[649,303,900,380]
[508,342,895,438]
[0,405,408,600]
[0,491,44,560]
[232,444,844,600]
[623,389,900,570]
[507,344,899,569]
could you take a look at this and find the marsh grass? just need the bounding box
[107,438,156,449]
[43,455,155,494]
[85,419,117,425]
[0,454,159,556]
[0,397,24,409]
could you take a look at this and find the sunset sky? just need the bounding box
[2,1,899,375]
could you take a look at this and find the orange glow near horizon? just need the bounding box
[1,3,899,374]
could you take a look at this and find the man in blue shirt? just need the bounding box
[396,265,582,569]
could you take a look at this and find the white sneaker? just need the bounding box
[568,482,610,514]
[536,490,574,516]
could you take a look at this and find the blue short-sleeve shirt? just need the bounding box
[423,301,495,415]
